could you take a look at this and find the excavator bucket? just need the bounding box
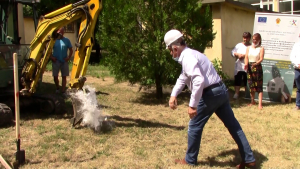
[70,96,84,127]
[67,87,114,132]
[67,88,90,127]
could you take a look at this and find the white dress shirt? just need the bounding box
[171,47,221,108]
[231,43,247,75]
[290,41,300,69]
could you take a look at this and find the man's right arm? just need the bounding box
[51,41,57,62]
[171,73,187,97]
[231,44,239,58]
[290,43,297,68]
[169,73,187,110]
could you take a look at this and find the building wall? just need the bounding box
[221,3,255,79]
[204,3,255,79]
[204,4,222,61]
[238,0,300,14]
[23,18,76,57]
[18,4,25,44]
[23,18,36,44]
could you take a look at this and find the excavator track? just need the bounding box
[0,94,65,127]
[36,94,66,114]
[0,103,13,126]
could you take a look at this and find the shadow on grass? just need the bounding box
[133,90,191,106]
[135,86,293,108]
[109,115,185,130]
[229,90,293,108]
[95,91,110,95]
[198,149,267,168]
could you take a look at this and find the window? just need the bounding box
[63,22,75,33]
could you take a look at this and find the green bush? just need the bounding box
[211,58,232,87]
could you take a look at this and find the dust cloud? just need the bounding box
[69,86,114,133]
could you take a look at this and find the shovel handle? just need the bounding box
[13,53,20,139]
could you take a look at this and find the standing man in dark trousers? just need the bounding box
[231,32,252,99]
[290,34,300,110]
[51,27,73,94]
[164,29,256,168]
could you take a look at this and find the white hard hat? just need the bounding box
[164,29,183,49]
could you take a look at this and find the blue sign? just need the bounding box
[258,17,267,23]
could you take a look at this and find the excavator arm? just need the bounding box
[20,0,102,95]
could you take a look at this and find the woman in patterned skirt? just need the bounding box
[244,33,264,110]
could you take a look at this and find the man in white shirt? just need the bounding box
[290,34,300,110]
[164,29,255,168]
[231,32,251,99]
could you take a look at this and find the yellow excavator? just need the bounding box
[0,0,102,126]
[21,0,102,94]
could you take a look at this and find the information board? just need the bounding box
[246,12,300,102]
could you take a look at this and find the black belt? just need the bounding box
[203,81,224,92]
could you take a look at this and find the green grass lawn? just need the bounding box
[45,61,112,80]
[0,65,299,169]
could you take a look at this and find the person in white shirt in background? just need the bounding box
[231,32,252,99]
[290,33,300,110]
[164,29,255,168]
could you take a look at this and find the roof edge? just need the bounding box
[201,0,274,13]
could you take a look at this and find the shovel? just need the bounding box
[13,53,25,168]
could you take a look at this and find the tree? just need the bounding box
[98,0,215,99]
[23,0,77,17]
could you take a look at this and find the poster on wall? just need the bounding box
[247,12,300,102]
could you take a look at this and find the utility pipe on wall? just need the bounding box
[291,0,294,14]
[273,0,280,12]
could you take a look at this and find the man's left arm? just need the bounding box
[64,47,73,62]
[65,39,73,62]
[68,47,73,59]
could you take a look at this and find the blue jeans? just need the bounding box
[185,82,255,165]
[295,69,300,108]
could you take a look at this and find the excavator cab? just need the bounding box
[0,1,20,45]
[0,0,41,88]
[0,0,31,87]
[0,0,53,126]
